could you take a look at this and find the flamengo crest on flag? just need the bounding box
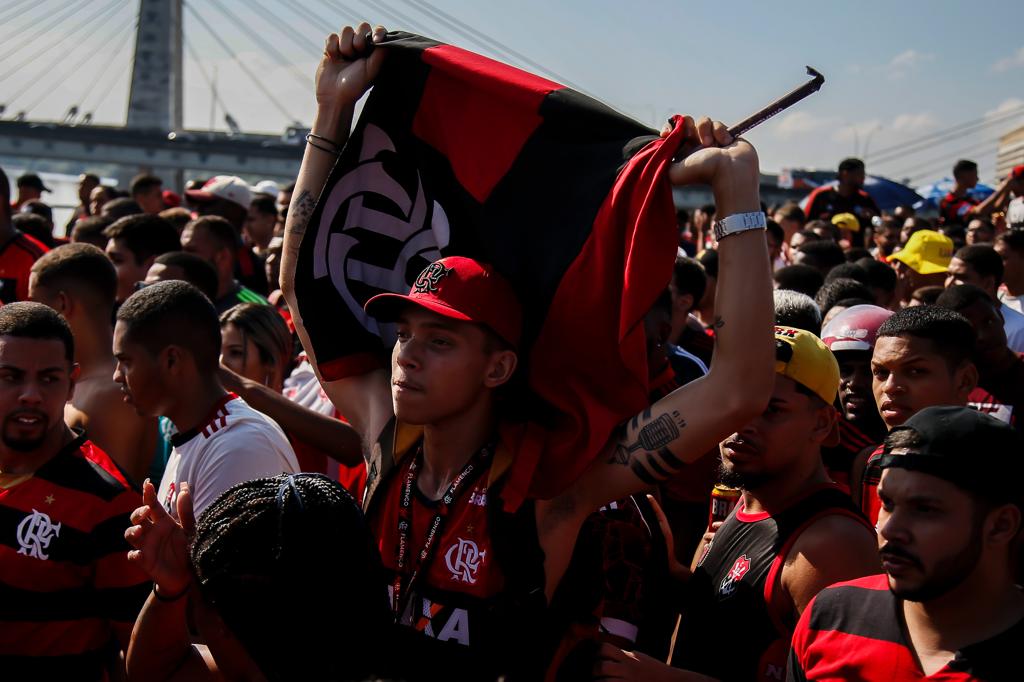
[295,32,688,506]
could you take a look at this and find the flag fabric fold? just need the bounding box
[294,31,687,506]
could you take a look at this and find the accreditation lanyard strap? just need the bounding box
[391,444,491,618]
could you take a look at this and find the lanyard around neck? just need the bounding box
[392,443,492,618]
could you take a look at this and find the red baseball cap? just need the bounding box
[162,190,181,208]
[1012,164,1024,181]
[364,256,523,349]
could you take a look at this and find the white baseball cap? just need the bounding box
[253,180,280,197]
[186,175,253,209]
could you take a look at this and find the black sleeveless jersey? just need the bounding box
[672,484,870,682]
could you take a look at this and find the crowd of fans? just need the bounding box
[1,20,1023,682]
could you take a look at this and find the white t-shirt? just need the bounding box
[1001,303,1024,354]
[1007,196,1024,230]
[158,393,299,520]
[1000,290,1024,316]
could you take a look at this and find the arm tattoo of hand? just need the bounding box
[287,190,317,238]
[609,408,688,484]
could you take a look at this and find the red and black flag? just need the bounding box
[295,32,688,506]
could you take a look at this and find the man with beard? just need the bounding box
[29,244,159,484]
[820,304,893,492]
[789,407,1024,681]
[0,303,149,679]
[612,327,877,681]
[855,306,977,524]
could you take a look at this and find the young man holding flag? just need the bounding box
[275,22,775,677]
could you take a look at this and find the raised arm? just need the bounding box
[219,366,363,466]
[588,116,774,504]
[539,118,775,596]
[124,482,212,682]
[969,173,1014,218]
[279,23,393,444]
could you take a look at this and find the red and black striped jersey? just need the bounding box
[803,186,880,224]
[939,192,979,226]
[0,433,150,680]
[0,231,48,303]
[971,355,1024,432]
[788,574,1023,681]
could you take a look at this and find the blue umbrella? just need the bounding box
[913,177,995,210]
[801,175,924,213]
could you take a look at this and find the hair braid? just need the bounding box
[189,474,390,681]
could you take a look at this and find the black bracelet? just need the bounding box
[305,132,342,154]
[153,583,189,602]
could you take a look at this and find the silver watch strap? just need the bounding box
[713,212,768,241]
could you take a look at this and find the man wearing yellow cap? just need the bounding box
[599,327,878,681]
[830,211,860,249]
[888,229,954,306]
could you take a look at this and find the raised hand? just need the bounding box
[645,494,692,583]
[124,479,196,597]
[665,115,760,217]
[316,22,388,110]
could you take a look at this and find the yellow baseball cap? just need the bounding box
[774,326,840,405]
[888,229,953,275]
[831,212,860,233]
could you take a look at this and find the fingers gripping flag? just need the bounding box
[295,32,690,507]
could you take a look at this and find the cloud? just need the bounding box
[774,111,838,138]
[891,113,937,132]
[986,97,1024,118]
[992,47,1024,72]
[833,119,883,143]
[886,49,933,79]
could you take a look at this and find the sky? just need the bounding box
[2,0,1023,185]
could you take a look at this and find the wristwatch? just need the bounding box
[713,212,768,242]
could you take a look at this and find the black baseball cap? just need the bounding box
[17,173,51,192]
[879,406,1024,503]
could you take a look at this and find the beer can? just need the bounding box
[708,484,741,526]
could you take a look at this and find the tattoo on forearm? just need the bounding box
[287,190,317,238]
[609,409,689,484]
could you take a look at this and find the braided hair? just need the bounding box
[190,474,390,681]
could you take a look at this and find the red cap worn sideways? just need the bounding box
[364,256,523,349]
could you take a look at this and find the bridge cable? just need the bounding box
[206,0,313,86]
[183,0,301,124]
[0,0,94,66]
[246,0,324,58]
[183,31,236,128]
[0,0,49,36]
[6,0,130,110]
[20,1,136,116]
[393,0,586,91]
